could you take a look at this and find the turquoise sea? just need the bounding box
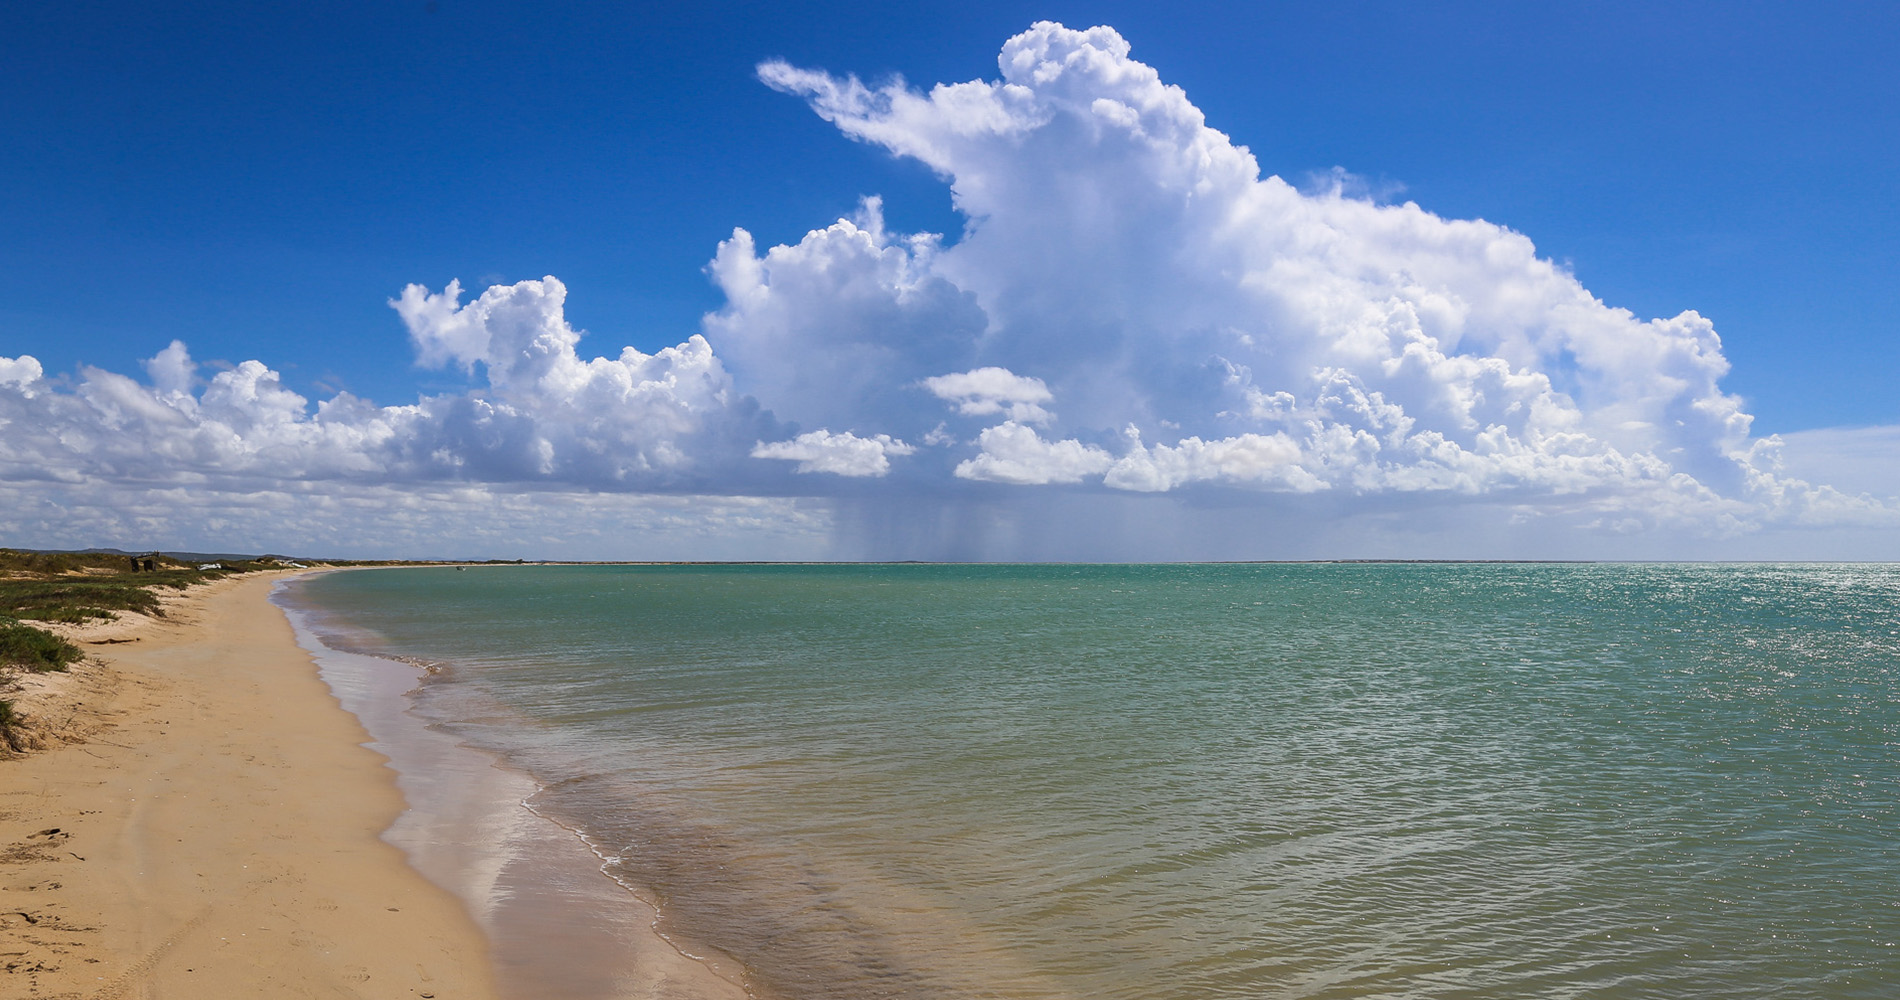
[284,563,1900,999]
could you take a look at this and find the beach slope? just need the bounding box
[0,573,498,998]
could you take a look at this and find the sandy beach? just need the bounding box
[0,572,499,999]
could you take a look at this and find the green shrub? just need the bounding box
[0,623,83,672]
[0,548,264,624]
[0,699,21,753]
[0,576,171,620]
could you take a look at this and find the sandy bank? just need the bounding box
[0,572,498,998]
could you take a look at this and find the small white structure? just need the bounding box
[198,562,223,570]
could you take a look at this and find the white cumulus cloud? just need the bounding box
[1,278,777,495]
[920,367,1055,423]
[954,422,1114,485]
[1105,427,1320,493]
[0,355,45,393]
[702,199,985,435]
[752,429,915,476]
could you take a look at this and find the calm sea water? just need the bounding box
[291,563,1900,999]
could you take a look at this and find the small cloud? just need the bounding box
[954,422,1112,485]
[920,367,1055,424]
[753,429,915,476]
[0,354,44,394]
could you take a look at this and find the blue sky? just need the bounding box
[2,2,1897,559]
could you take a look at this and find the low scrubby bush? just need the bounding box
[0,699,22,753]
[0,622,83,672]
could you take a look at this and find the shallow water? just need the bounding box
[288,563,1900,999]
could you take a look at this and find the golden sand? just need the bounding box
[0,572,498,998]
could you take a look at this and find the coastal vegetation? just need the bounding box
[0,698,21,753]
[0,548,273,755]
[0,622,84,672]
[0,613,80,753]
[0,548,267,623]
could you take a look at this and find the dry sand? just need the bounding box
[0,572,499,999]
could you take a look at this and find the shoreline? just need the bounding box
[273,572,751,1000]
[0,571,498,997]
